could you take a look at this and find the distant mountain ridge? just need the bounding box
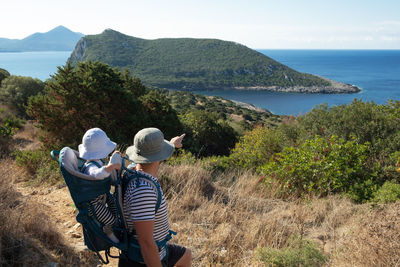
[0,26,84,52]
[68,29,360,93]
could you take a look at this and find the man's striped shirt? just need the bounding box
[123,170,170,259]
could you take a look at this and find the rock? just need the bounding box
[71,232,82,238]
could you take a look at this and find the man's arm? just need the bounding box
[134,220,162,267]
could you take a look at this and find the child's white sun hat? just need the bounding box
[78,128,116,160]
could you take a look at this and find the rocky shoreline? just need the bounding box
[233,77,361,94]
[231,100,271,114]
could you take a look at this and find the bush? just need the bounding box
[0,68,10,84]
[13,149,61,185]
[27,61,181,149]
[228,126,284,170]
[291,100,400,195]
[180,110,237,157]
[298,100,400,157]
[372,181,400,203]
[0,75,45,118]
[166,149,197,166]
[0,109,24,155]
[139,89,183,139]
[260,135,376,201]
[257,236,326,267]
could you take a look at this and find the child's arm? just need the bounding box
[104,162,121,173]
[85,152,121,179]
[105,151,122,173]
[85,164,111,179]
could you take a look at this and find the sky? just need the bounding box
[1,0,400,49]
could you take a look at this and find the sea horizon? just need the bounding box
[1,49,399,115]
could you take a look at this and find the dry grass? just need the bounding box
[330,202,400,267]
[11,120,41,151]
[0,158,98,266]
[3,121,399,266]
[159,163,400,266]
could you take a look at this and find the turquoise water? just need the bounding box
[0,50,399,115]
[195,50,400,115]
[0,51,71,81]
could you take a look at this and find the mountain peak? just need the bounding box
[49,25,70,33]
[0,26,84,52]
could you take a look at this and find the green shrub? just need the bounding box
[201,155,231,173]
[298,100,400,157]
[0,68,10,84]
[257,236,326,267]
[180,110,237,157]
[0,75,45,118]
[139,89,183,139]
[13,149,61,185]
[260,135,376,201]
[26,62,180,149]
[0,109,24,155]
[372,181,400,203]
[229,126,284,170]
[166,149,197,166]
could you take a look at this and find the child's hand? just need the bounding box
[170,134,185,148]
[106,151,122,172]
[110,151,122,165]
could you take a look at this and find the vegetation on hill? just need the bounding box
[0,62,399,266]
[0,76,45,118]
[68,29,332,90]
[206,99,400,203]
[0,68,10,84]
[26,61,182,149]
[0,62,397,203]
[161,89,281,136]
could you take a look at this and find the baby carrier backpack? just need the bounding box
[51,147,175,264]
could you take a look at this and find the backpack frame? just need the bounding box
[51,147,175,264]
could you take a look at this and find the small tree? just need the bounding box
[139,90,183,139]
[180,110,237,157]
[0,68,10,85]
[0,75,44,117]
[27,61,149,148]
[229,126,284,170]
[260,135,376,201]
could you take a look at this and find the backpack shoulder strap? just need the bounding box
[123,170,162,213]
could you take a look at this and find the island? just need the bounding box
[68,29,360,94]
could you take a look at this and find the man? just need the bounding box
[119,128,191,267]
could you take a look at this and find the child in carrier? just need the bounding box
[78,128,122,243]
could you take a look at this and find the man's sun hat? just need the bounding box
[126,128,175,164]
[78,128,116,160]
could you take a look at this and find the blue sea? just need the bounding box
[0,50,399,115]
[0,51,71,81]
[196,50,400,115]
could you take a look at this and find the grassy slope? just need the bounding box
[68,29,331,90]
[2,125,399,266]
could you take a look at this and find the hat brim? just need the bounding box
[126,140,174,163]
[78,140,116,160]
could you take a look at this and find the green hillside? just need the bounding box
[68,29,335,91]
